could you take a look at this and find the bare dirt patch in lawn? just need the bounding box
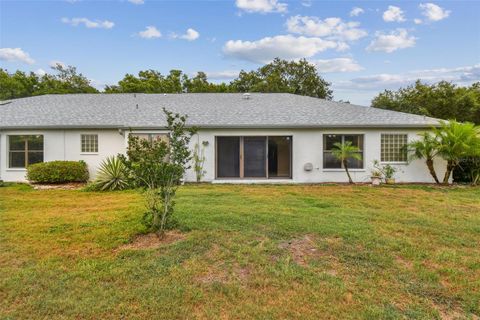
[31,183,86,190]
[118,230,186,251]
[279,234,325,267]
[195,263,252,285]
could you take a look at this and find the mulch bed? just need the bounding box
[31,183,87,190]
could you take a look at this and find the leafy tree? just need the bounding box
[331,141,362,184]
[434,120,480,184]
[119,109,196,236]
[0,65,97,100]
[372,80,480,124]
[230,58,332,99]
[407,132,441,184]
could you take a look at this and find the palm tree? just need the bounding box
[407,132,441,184]
[434,120,480,185]
[331,141,362,184]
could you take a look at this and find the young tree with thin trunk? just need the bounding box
[119,109,196,237]
[331,141,362,184]
[407,132,441,184]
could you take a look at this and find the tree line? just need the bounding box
[1,58,479,124]
[0,58,332,101]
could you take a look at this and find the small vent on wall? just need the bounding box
[242,93,251,100]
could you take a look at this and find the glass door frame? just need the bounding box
[215,135,292,180]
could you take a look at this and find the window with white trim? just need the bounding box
[381,134,408,162]
[323,134,364,169]
[81,134,98,153]
[8,135,44,168]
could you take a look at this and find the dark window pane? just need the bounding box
[9,152,26,168]
[323,152,342,168]
[324,134,342,150]
[27,135,44,151]
[244,137,267,177]
[268,136,291,178]
[9,136,26,151]
[346,153,363,169]
[344,135,363,149]
[28,152,44,165]
[217,137,240,178]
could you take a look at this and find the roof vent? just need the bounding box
[242,93,251,100]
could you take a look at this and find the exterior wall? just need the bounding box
[184,128,448,184]
[0,127,447,183]
[0,129,126,182]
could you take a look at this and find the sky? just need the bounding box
[0,0,479,105]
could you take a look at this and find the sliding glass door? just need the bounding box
[217,137,240,178]
[268,136,291,178]
[216,136,292,179]
[243,137,267,177]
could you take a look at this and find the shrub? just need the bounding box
[91,156,130,191]
[453,157,480,185]
[27,161,89,184]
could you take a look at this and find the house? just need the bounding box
[0,93,446,183]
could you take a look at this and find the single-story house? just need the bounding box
[0,93,446,183]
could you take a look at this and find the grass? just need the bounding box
[1,183,479,319]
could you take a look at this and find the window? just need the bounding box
[130,133,168,144]
[81,134,98,153]
[8,135,44,168]
[381,134,408,162]
[216,136,292,179]
[323,134,364,169]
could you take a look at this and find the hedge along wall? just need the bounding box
[27,161,89,183]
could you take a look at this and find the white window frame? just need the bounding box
[380,133,408,164]
[322,133,365,171]
[7,134,44,169]
[81,134,99,154]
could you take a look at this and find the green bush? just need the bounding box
[27,161,89,184]
[453,157,480,185]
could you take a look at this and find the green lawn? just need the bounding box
[1,183,479,319]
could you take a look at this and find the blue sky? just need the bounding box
[1,0,479,105]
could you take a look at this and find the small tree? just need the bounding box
[331,141,362,184]
[434,120,480,184]
[119,109,195,236]
[407,132,441,184]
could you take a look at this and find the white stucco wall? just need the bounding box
[0,128,447,183]
[0,129,126,182]
[184,128,447,184]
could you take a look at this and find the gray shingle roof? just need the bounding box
[0,93,440,129]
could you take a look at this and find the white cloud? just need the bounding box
[49,60,66,68]
[367,29,416,53]
[313,58,364,73]
[223,35,340,63]
[0,48,35,64]
[301,0,312,7]
[61,17,114,29]
[350,7,364,17]
[419,3,450,22]
[382,6,406,22]
[337,64,480,90]
[235,0,287,13]
[180,28,200,41]
[286,16,367,41]
[206,70,240,80]
[35,69,47,76]
[414,18,423,24]
[128,0,144,4]
[138,26,161,39]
